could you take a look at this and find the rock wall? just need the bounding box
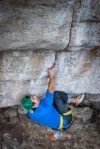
[0,0,100,107]
[0,0,73,51]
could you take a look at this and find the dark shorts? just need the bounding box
[53,91,70,114]
[53,91,73,130]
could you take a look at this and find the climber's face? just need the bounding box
[31,95,40,108]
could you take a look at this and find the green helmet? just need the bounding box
[21,96,33,111]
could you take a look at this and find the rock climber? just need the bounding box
[21,63,85,141]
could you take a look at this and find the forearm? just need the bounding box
[48,77,55,93]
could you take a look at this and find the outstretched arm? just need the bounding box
[48,63,57,93]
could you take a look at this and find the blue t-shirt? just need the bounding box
[28,90,60,129]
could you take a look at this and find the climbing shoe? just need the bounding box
[49,131,62,141]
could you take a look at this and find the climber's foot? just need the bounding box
[76,93,86,106]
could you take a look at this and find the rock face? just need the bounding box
[69,0,100,48]
[0,51,55,107]
[56,48,100,94]
[69,22,100,47]
[0,49,100,107]
[0,0,72,51]
[0,0,100,51]
[0,0,100,107]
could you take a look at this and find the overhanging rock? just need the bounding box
[0,0,100,108]
[0,0,73,51]
[0,51,55,107]
[0,50,100,107]
[56,48,100,94]
[69,22,100,47]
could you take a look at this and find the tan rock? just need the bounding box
[56,48,100,94]
[0,51,55,107]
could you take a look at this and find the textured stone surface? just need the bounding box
[0,51,55,107]
[56,48,100,94]
[68,0,100,47]
[0,49,100,107]
[0,0,100,51]
[9,116,19,124]
[4,106,17,117]
[73,0,100,22]
[0,0,73,51]
[66,47,95,52]
[18,105,27,115]
[0,109,5,123]
[94,102,100,110]
[69,22,100,47]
